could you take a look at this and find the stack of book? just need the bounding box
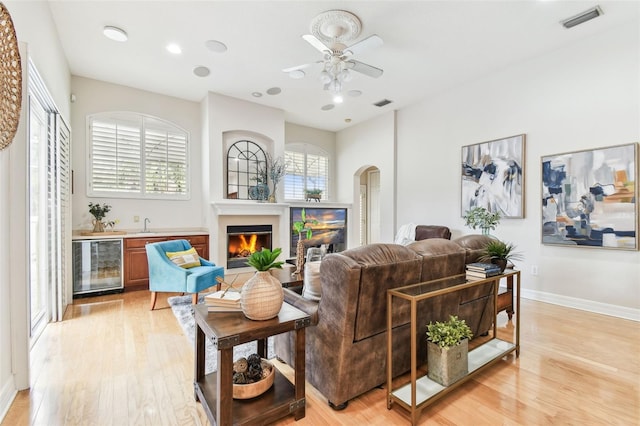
[466,262,501,280]
[204,290,242,312]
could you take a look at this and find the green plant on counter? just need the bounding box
[426,315,473,348]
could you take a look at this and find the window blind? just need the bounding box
[284,144,329,201]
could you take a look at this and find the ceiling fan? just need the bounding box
[283,10,384,95]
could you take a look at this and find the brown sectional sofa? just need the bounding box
[274,235,494,409]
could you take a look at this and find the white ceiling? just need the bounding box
[48,1,639,132]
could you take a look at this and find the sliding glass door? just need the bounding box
[28,60,70,342]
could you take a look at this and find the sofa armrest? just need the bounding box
[283,288,319,326]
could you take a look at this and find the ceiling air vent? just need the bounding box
[561,6,603,29]
[373,99,393,107]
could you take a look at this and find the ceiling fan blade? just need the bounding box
[344,34,383,56]
[302,34,331,54]
[282,63,311,73]
[345,60,384,78]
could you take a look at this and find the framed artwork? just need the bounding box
[461,134,525,218]
[541,143,638,250]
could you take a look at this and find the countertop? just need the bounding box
[72,229,208,240]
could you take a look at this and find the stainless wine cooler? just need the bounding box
[72,239,124,296]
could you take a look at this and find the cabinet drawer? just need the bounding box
[170,235,207,245]
[124,237,167,249]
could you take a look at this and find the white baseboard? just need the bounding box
[521,289,640,322]
[0,376,17,423]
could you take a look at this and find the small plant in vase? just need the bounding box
[479,239,523,272]
[241,248,285,320]
[292,208,318,277]
[305,188,322,202]
[426,315,473,386]
[88,202,112,233]
[463,206,500,235]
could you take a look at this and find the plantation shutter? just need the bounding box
[284,144,330,201]
[90,115,141,193]
[88,113,189,198]
[144,118,187,194]
[284,150,305,200]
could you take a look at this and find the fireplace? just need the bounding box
[227,225,272,269]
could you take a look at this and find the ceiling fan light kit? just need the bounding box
[283,10,383,97]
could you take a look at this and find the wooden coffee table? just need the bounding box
[193,303,310,425]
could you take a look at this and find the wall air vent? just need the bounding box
[561,6,603,29]
[373,99,393,107]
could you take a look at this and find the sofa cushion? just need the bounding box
[452,234,494,264]
[406,239,466,281]
[340,244,422,342]
[415,225,451,240]
[302,260,322,301]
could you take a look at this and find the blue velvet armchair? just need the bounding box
[146,239,225,310]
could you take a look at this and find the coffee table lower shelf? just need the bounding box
[195,367,299,425]
[390,338,515,408]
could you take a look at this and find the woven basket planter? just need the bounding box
[240,271,284,320]
[233,359,275,399]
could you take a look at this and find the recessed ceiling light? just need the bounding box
[193,66,210,77]
[333,94,344,104]
[205,40,228,53]
[103,26,128,42]
[166,43,182,54]
[347,90,362,97]
[266,87,281,95]
[321,104,335,111]
[345,118,352,123]
[252,92,263,97]
[288,70,305,79]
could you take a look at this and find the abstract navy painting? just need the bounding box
[461,134,525,218]
[541,143,638,250]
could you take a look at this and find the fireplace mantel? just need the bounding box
[211,200,289,216]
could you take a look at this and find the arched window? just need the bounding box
[284,144,329,201]
[226,140,268,200]
[87,112,189,199]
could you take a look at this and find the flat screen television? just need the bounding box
[290,207,347,257]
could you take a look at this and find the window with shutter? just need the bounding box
[87,113,189,199]
[284,144,329,201]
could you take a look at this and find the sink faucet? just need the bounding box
[143,217,151,233]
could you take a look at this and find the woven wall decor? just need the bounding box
[0,2,22,151]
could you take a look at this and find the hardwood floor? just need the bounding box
[2,290,638,425]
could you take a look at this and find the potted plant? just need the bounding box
[426,315,473,386]
[240,248,285,320]
[292,209,318,276]
[305,188,323,202]
[480,239,523,272]
[267,154,286,203]
[88,202,111,232]
[463,206,501,235]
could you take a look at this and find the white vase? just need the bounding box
[240,271,284,320]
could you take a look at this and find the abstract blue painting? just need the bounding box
[461,134,525,218]
[541,143,637,250]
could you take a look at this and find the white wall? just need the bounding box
[395,22,640,317]
[336,111,397,245]
[1,1,71,420]
[71,77,203,232]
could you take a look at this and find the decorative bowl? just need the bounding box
[232,359,275,399]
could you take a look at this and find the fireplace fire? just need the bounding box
[227,225,272,269]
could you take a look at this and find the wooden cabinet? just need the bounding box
[123,234,209,291]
